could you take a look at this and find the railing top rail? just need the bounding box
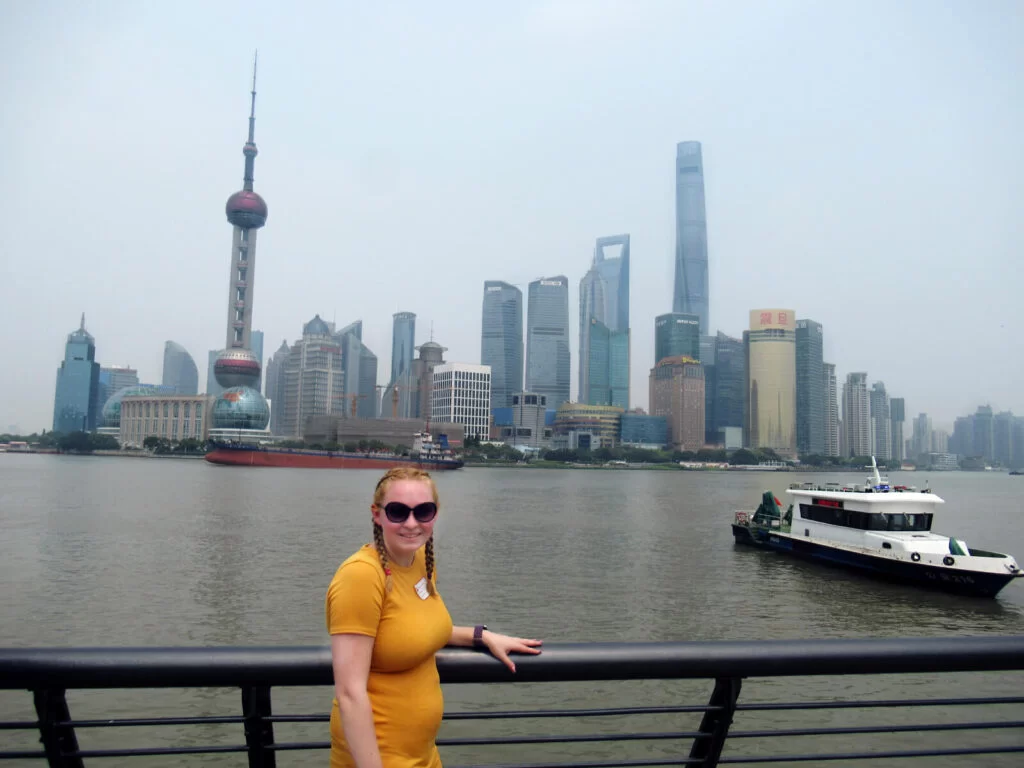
[2,636,1023,689]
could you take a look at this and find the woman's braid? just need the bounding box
[372,522,394,594]
[424,535,436,596]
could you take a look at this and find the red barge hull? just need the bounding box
[205,446,463,471]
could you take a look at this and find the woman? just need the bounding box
[326,467,542,768]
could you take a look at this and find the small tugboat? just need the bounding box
[732,458,1023,597]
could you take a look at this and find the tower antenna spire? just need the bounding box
[242,50,259,191]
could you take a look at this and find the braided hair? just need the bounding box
[372,467,439,595]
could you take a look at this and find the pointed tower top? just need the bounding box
[80,312,86,331]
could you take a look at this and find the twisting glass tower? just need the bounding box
[211,56,271,432]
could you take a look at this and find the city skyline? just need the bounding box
[3,2,1023,432]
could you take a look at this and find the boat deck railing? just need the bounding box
[2,637,1024,767]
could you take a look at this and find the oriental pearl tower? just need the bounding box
[210,56,271,431]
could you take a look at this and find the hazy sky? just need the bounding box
[2,0,1022,434]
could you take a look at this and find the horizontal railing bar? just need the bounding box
[444,705,718,720]
[717,744,1024,764]
[4,636,1024,688]
[69,745,248,758]
[0,752,46,760]
[447,758,704,768]
[266,713,329,723]
[738,695,1024,711]
[0,721,37,729]
[729,720,1024,738]
[59,715,245,727]
[437,730,708,747]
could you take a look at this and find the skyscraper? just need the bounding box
[649,356,705,452]
[278,315,345,437]
[842,373,870,458]
[250,330,264,392]
[795,319,824,457]
[162,341,199,395]
[265,340,289,435]
[973,406,994,461]
[869,382,892,461]
[890,397,906,464]
[53,314,101,433]
[711,332,745,444]
[480,281,523,409]
[744,309,796,457]
[210,57,271,433]
[390,312,416,385]
[911,413,933,460]
[98,365,140,414]
[338,328,379,420]
[525,276,570,407]
[579,236,630,407]
[673,141,709,335]
[654,313,700,363]
[823,363,840,457]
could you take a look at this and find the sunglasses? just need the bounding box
[381,501,438,524]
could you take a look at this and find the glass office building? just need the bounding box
[673,141,710,334]
[162,341,199,396]
[53,315,101,433]
[795,319,824,456]
[481,281,523,409]
[580,235,630,407]
[525,276,570,408]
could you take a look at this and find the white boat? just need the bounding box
[731,458,1023,598]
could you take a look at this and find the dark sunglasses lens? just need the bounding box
[384,502,437,523]
[413,502,437,522]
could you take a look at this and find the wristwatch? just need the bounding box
[473,624,488,647]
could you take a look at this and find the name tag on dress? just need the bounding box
[414,578,430,600]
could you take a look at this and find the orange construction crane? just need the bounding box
[332,393,366,418]
[375,384,402,419]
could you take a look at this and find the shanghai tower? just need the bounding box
[672,141,709,335]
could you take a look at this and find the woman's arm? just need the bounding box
[331,633,383,768]
[448,625,542,673]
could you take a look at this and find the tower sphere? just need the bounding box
[214,347,261,389]
[211,386,270,430]
[226,190,268,229]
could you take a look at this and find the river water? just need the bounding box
[2,455,1022,765]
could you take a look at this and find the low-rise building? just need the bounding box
[491,392,552,450]
[120,395,213,447]
[304,416,465,449]
[552,402,623,450]
[431,363,491,440]
[619,413,668,448]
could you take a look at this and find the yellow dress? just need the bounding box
[326,544,453,768]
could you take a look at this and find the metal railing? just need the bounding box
[2,636,1023,767]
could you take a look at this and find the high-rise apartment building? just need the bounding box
[994,411,1015,467]
[911,413,932,459]
[53,315,101,433]
[890,397,906,463]
[431,363,491,440]
[579,236,630,408]
[743,309,796,457]
[654,313,700,364]
[390,312,416,386]
[525,276,570,407]
[161,342,199,395]
[869,382,892,461]
[481,281,523,409]
[931,429,949,454]
[649,356,705,452]
[673,141,709,335]
[973,406,994,461]
[950,415,973,457]
[842,373,871,458]
[795,319,824,456]
[823,362,840,457]
[278,315,345,437]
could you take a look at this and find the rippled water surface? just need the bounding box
[2,455,1023,765]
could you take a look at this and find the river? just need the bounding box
[2,455,1022,765]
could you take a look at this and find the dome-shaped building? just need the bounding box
[303,314,333,338]
[101,385,165,428]
[211,387,270,430]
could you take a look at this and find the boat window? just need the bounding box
[882,542,892,549]
[799,504,932,532]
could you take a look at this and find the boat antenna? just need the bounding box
[870,455,882,487]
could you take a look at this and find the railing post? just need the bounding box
[688,676,742,768]
[33,689,83,768]
[242,685,276,768]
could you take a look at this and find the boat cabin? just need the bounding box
[785,482,963,556]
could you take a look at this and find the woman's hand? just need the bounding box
[482,631,542,673]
